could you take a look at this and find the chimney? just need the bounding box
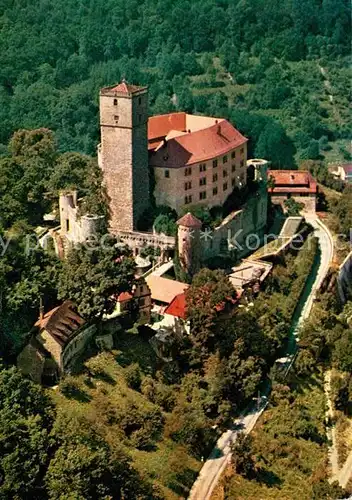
[217,124,221,135]
[188,129,191,133]
[39,297,44,322]
[215,119,218,124]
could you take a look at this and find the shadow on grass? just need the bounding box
[61,385,92,403]
[169,467,198,497]
[209,445,225,459]
[114,330,158,374]
[92,369,116,385]
[83,376,95,389]
[168,481,188,497]
[290,372,322,395]
[256,467,282,487]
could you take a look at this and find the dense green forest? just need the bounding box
[0,0,351,165]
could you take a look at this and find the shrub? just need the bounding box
[124,363,142,391]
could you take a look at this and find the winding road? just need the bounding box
[188,215,334,500]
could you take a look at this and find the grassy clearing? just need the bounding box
[213,371,331,500]
[50,332,201,499]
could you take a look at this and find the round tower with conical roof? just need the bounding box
[176,212,202,277]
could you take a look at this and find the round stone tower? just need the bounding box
[246,158,269,183]
[176,212,202,277]
[81,214,105,241]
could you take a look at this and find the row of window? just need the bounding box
[184,171,245,189]
[184,177,245,205]
[165,161,245,179]
[182,151,245,176]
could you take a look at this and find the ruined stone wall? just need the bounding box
[59,192,104,245]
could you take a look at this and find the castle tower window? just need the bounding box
[199,191,207,200]
[66,219,70,232]
[240,160,244,167]
[223,170,228,178]
[138,97,142,105]
[184,195,192,204]
[199,163,206,172]
[231,151,236,159]
[114,115,119,123]
[232,178,236,187]
[185,181,192,190]
[213,187,218,195]
[223,182,228,191]
[213,173,218,182]
[232,164,236,172]
[223,155,228,163]
[113,99,118,106]
[213,159,218,168]
[199,177,206,186]
[165,170,170,178]
[240,148,244,154]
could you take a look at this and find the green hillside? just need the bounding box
[0,0,350,165]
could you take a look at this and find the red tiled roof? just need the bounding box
[177,212,202,228]
[164,293,187,319]
[109,81,145,94]
[148,113,187,141]
[117,291,133,302]
[268,170,317,194]
[149,120,247,168]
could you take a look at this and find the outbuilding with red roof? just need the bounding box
[268,170,318,213]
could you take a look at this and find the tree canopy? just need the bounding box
[58,237,136,320]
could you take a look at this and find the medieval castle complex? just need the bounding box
[54,79,289,274]
[98,81,250,230]
[95,80,269,263]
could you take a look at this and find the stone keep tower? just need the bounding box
[99,81,150,233]
[177,213,202,277]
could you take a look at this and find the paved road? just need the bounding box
[300,216,334,322]
[188,396,268,500]
[188,216,334,500]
